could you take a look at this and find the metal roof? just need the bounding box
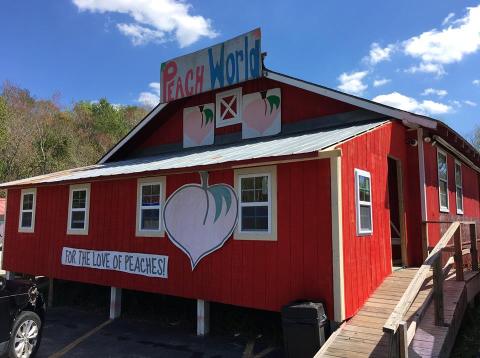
[1,120,387,187]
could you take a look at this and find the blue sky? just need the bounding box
[1,0,479,137]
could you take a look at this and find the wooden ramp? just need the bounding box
[317,269,480,358]
[317,221,480,358]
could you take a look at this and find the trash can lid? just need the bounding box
[281,301,327,321]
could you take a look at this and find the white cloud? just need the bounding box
[337,71,369,95]
[117,23,165,46]
[405,62,446,76]
[138,82,160,107]
[442,12,455,26]
[464,100,477,107]
[373,78,391,87]
[403,5,480,74]
[372,92,451,116]
[72,0,218,47]
[473,79,480,85]
[365,43,396,65]
[421,88,448,97]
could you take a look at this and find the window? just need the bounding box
[355,169,373,235]
[455,160,463,214]
[437,149,449,213]
[215,88,242,127]
[67,184,90,235]
[234,166,277,241]
[19,188,36,233]
[136,177,166,237]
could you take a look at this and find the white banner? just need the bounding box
[61,247,168,279]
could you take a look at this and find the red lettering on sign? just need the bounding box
[162,61,177,102]
[195,66,204,95]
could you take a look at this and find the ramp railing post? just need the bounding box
[454,227,464,281]
[398,321,409,358]
[470,223,478,271]
[432,256,444,326]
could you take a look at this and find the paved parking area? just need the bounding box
[37,307,282,357]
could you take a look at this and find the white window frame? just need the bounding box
[215,87,242,127]
[18,188,36,233]
[136,177,166,237]
[355,169,373,236]
[67,184,90,235]
[234,166,277,241]
[437,149,449,213]
[455,160,463,215]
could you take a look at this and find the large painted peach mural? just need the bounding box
[163,172,239,269]
[183,104,214,148]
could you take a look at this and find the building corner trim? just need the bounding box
[330,154,345,322]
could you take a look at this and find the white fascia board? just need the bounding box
[98,103,167,164]
[266,71,437,130]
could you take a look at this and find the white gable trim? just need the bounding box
[98,103,167,164]
[265,71,437,130]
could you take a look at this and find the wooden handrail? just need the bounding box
[383,222,460,333]
[383,221,478,358]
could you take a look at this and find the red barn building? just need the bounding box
[1,32,480,333]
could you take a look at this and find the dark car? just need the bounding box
[0,277,45,358]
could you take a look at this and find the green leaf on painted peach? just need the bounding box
[204,108,214,125]
[267,95,280,114]
[161,62,166,72]
[207,186,233,223]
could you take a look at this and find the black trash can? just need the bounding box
[281,301,329,358]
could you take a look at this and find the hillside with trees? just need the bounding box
[0,82,148,185]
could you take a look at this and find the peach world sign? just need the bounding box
[161,28,262,103]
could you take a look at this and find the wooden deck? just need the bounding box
[316,268,480,358]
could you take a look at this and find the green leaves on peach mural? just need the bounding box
[266,95,280,114]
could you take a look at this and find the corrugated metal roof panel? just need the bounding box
[1,120,387,187]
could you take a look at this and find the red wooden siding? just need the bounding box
[339,122,424,318]
[111,77,358,161]
[3,160,334,315]
[424,142,480,246]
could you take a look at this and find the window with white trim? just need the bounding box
[455,161,463,214]
[437,149,449,212]
[234,166,277,241]
[355,169,373,235]
[19,188,36,233]
[67,184,90,235]
[136,177,166,237]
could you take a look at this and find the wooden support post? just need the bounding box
[421,223,429,261]
[454,227,464,281]
[432,257,444,326]
[387,331,399,358]
[398,321,409,358]
[197,299,210,336]
[48,278,54,308]
[109,287,122,319]
[5,271,14,280]
[470,224,478,271]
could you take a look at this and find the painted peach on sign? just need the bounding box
[242,88,281,139]
[183,104,214,148]
[163,172,238,269]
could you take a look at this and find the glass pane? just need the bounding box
[438,154,447,181]
[241,176,268,203]
[141,208,160,230]
[439,181,448,208]
[21,212,32,228]
[22,194,33,210]
[359,205,372,231]
[72,190,86,209]
[359,175,371,202]
[142,184,160,206]
[455,164,462,186]
[456,188,463,210]
[70,211,85,229]
[241,205,269,231]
